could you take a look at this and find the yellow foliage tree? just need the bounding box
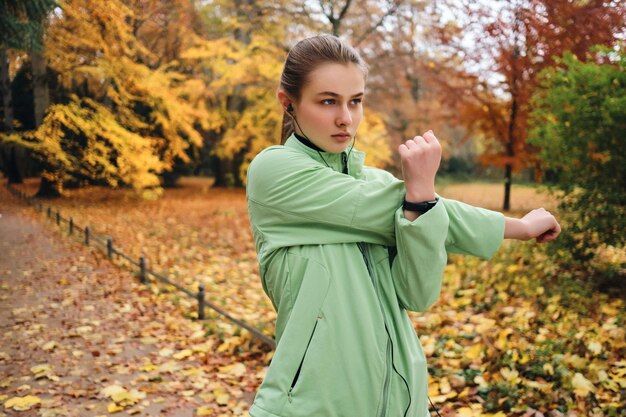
[184,0,315,186]
[14,0,214,195]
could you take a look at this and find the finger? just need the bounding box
[537,227,559,243]
[423,130,438,144]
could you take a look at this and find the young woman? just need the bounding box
[246,35,560,417]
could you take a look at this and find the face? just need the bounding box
[286,62,365,153]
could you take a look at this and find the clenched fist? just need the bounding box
[399,130,442,202]
[504,208,562,242]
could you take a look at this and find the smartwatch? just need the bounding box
[403,197,439,213]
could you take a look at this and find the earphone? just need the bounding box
[286,103,294,114]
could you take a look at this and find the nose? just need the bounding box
[336,105,352,127]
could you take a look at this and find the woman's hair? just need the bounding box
[279,34,368,143]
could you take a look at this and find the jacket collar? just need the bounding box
[284,133,365,178]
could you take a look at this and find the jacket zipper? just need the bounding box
[341,152,348,174]
[358,243,391,417]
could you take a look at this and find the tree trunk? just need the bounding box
[1,48,13,132]
[36,172,62,198]
[0,48,24,184]
[503,163,512,212]
[31,46,57,196]
[1,145,24,184]
[212,157,235,187]
[30,50,49,126]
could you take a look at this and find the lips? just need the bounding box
[332,133,351,141]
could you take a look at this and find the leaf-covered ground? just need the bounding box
[1,187,265,417]
[3,178,625,416]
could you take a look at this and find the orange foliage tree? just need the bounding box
[428,0,625,210]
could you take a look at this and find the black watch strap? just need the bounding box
[403,197,439,213]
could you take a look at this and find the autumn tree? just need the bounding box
[14,0,213,197]
[428,0,625,210]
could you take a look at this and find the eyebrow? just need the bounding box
[316,91,364,98]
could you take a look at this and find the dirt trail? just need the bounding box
[0,184,256,417]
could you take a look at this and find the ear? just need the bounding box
[277,90,293,113]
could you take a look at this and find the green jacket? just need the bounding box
[246,135,505,417]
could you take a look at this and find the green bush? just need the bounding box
[529,46,626,266]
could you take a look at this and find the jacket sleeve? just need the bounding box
[391,200,449,312]
[440,197,505,259]
[390,197,505,312]
[247,147,405,247]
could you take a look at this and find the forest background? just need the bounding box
[1,0,625,416]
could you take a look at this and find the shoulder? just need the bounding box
[249,145,312,173]
[247,145,321,195]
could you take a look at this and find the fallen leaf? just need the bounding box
[4,395,41,411]
[572,372,596,396]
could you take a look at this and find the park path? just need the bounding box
[0,184,255,417]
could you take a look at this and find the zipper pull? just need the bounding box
[341,152,348,174]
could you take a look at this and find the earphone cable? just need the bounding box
[291,113,332,169]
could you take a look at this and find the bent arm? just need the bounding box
[247,147,405,247]
[391,201,449,312]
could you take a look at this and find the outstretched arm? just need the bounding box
[504,208,561,243]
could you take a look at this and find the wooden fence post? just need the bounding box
[197,284,205,320]
[139,256,147,284]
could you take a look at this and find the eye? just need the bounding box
[351,98,363,105]
[321,98,335,105]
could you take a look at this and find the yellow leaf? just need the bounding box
[587,341,602,355]
[217,336,242,354]
[218,363,246,377]
[563,354,586,369]
[140,363,157,372]
[108,402,124,413]
[30,364,53,376]
[197,405,213,416]
[173,349,193,360]
[543,363,554,375]
[101,385,127,398]
[495,329,512,350]
[42,341,56,351]
[439,377,451,395]
[4,395,41,411]
[500,367,520,383]
[158,348,174,357]
[214,390,229,406]
[465,344,483,360]
[428,382,439,397]
[457,407,476,416]
[572,372,596,396]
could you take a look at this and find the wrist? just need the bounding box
[405,188,436,202]
[504,217,530,240]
